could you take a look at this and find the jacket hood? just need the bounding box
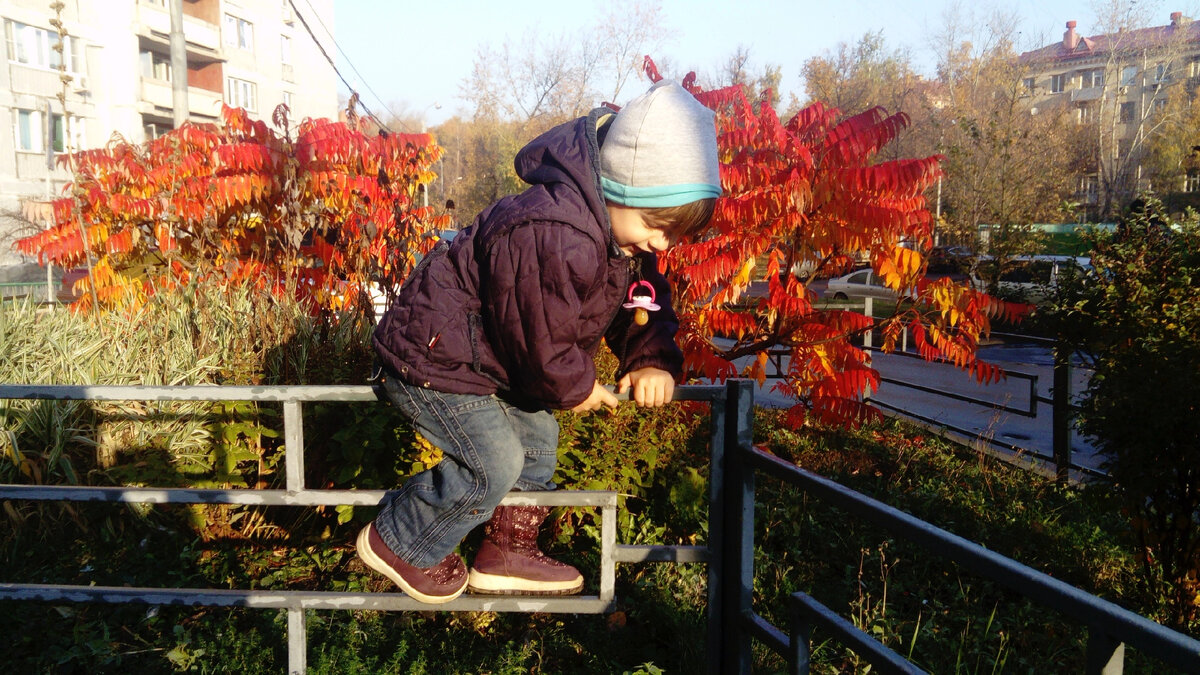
[513,108,621,255]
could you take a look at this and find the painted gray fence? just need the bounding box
[0,382,738,674]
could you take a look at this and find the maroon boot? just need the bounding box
[467,505,584,595]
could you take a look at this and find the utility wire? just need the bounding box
[299,0,407,130]
[285,0,395,133]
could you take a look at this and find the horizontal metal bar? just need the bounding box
[613,544,711,563]
[0,383,728,404]
[855,347,1039,382]
[869,399,1046,456]
[0,384,384,402]
[0,583,614,614]
[988,331,1057,345]
[1036,393,1083,413]
[0,485,618,508]
[877,376,1036,417]
[742,609,790,655]
[791,593,927,674]
[740,445,1200,672]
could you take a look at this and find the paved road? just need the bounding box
[724,334,1102,480]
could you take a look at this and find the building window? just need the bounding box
[1121,65,1138,85]
[49,113,82,152]
[280,35,292,65]
[223,14,254,51]
[225,76,257,112]
[1185,170,1200,193]
[282,91,292,112]
[1080,68,1104,88]
[1153,98,1167,115]
[139,50,172,81]
[1077,103,1097,125]
[1119,101,1136,123]
[1079,174,1099,203]
[144,122,167,141]
[1051,74,1067,93]
[1022,77,1035,93]
[5,20,81,73]
[1156,62,1171,82]
[15,109,38,151]
[14,109,83,153]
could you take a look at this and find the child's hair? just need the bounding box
[642,197,717,241]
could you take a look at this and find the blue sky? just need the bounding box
[324,0,1180,126]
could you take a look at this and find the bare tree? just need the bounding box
[1077,1,1193,216]
[597,0,675,103]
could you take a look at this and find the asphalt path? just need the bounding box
[718,282,1102,479]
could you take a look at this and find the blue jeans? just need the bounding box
[373,377,559,567]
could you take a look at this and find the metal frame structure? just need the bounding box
[719,440,1200,674]
[0,381,741,674]
[4,380,1199,673]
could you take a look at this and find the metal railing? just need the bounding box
[0,382,740,674]
[720,430,1200,674]
[4,381,1199,673]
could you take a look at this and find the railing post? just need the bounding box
[706,382,729,675]
[284,400,305,492]
[1052,339,1071,484]
[720,380,755,674]
[789,593,812,675]
[1085,630,1125,674]
[287,607,306,674]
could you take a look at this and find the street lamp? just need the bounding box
[420,102,441,208]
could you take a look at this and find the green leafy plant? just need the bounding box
[1044,196,1200,627]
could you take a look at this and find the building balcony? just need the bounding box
[135,3,224,64]
[138,77,223,121]
[1070,87,1103,102]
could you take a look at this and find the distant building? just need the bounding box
[0,0,337,264]
[1019,11,1200,216]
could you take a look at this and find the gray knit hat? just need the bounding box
[599,80,722,208]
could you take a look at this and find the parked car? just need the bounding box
[969,255,1091,304]
[926,245,975,275]
[824,268,906,301]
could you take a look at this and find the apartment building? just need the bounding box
[0,0,337,264]
[1018,11,1200,215]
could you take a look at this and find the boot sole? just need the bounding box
[466,568,584,595]
[356,526,467,605]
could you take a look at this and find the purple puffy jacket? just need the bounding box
[372,108,684,410]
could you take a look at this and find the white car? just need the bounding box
[969,255,1091,303]
[824,269,905,301]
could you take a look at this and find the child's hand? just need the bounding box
[617,367,675,408]
[571,380,620,412]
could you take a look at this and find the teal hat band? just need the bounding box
[601,176,722,208]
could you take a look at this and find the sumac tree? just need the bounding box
[17,104,448,316]
[647,58,1024,427]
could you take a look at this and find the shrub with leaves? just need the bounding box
[16,103,447,316]
[643,58,1025,428]
[1047,197,1200,627]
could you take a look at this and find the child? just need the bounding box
[357,80,721,603]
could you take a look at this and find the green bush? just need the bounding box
[1042,197,1200,628]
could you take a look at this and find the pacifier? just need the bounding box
[623,281,660,326]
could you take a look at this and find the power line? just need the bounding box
[299,0,407,130]
[285,0,395,133]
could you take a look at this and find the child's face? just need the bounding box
[607,204,674,256]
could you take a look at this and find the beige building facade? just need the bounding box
[1019,11,1200,214]
[0,0,337,265]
